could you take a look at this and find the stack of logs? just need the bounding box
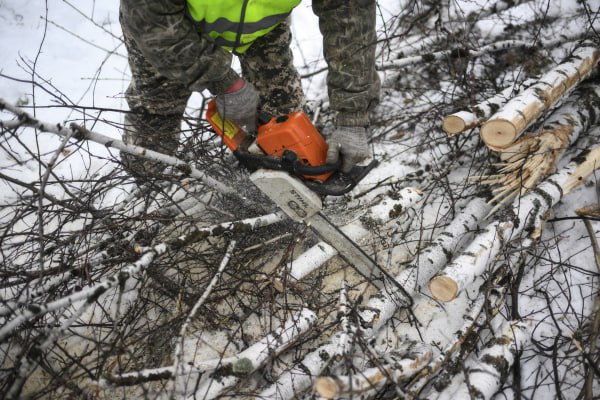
[430,40,600,302]
[443,41,600,211]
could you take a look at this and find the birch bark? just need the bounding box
[430,144,600,301]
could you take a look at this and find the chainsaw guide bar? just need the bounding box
[251,169,408,295]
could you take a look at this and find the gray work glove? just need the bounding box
[215,80,260,134]
[326,126,372,173]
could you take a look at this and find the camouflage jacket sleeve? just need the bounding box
[312,0,381,127]
[119,0,239,94]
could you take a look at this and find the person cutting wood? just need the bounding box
[118,0,381,179]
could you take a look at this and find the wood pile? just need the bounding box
[1,1,599,400]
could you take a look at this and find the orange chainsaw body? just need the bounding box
[206,99,333,182]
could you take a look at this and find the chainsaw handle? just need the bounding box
[233,148,341,176]
[288,160,340,176]
[278,149,339,175]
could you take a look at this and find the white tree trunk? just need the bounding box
[380,40,537,71]
[405,263,511,398]
[432,320,531,400]
[429,144,600,302]
[260,198,488,400]
[314,341,432,399]
[442,81,536,135]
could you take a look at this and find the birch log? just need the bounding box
[314,341,432,399]
[333,281,357,359]
[405,265,510,398]
[442,80,535,135]
[359,197,490,331]
[379,40,534,71]
[479,43,600,150]
[257,340,342,399]
[390,0,529,62]
[334,253,528,400]
[463,320,531,399]
[257,284,364,399]
[190,308,317,399]
[429,144,600,302]
[433,320,531,400]
[109,307,315,387]
[260,198,489,400]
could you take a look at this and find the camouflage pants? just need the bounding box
[121,18,304,177]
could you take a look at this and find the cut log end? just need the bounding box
[272,278,285,293]
[480,119,518,151]
[429,276,458,302]
[442,115,467,135]
[314,377,339,399]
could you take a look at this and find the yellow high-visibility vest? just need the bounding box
[186,0,301,54]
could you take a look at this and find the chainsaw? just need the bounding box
[206,99,408,296]
[206,99,378,196]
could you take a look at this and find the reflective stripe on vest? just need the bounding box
[186,0,301,54]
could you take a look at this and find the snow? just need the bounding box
[1,0,600,399]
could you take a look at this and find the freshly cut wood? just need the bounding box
[259,198,489,400]
[442,81,535,135]
[257,340,343,399]
[442,111,482,135]
[359,197,490,330]
[405,267,509,398]
[562,145,600,194]
[480,43,600,150]
[473,83,600,212]
[429,144,600,302]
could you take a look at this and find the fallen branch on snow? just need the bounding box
[190,308,318,399]
[171,240,236,395]
[359,197,491,331]
[432,319,531,400]
[259,197,488,399]
[315,340,432,399]
[0,98,235,196]
[379,40,539,71]
[405,261,514,398]
[0,210,277,341]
